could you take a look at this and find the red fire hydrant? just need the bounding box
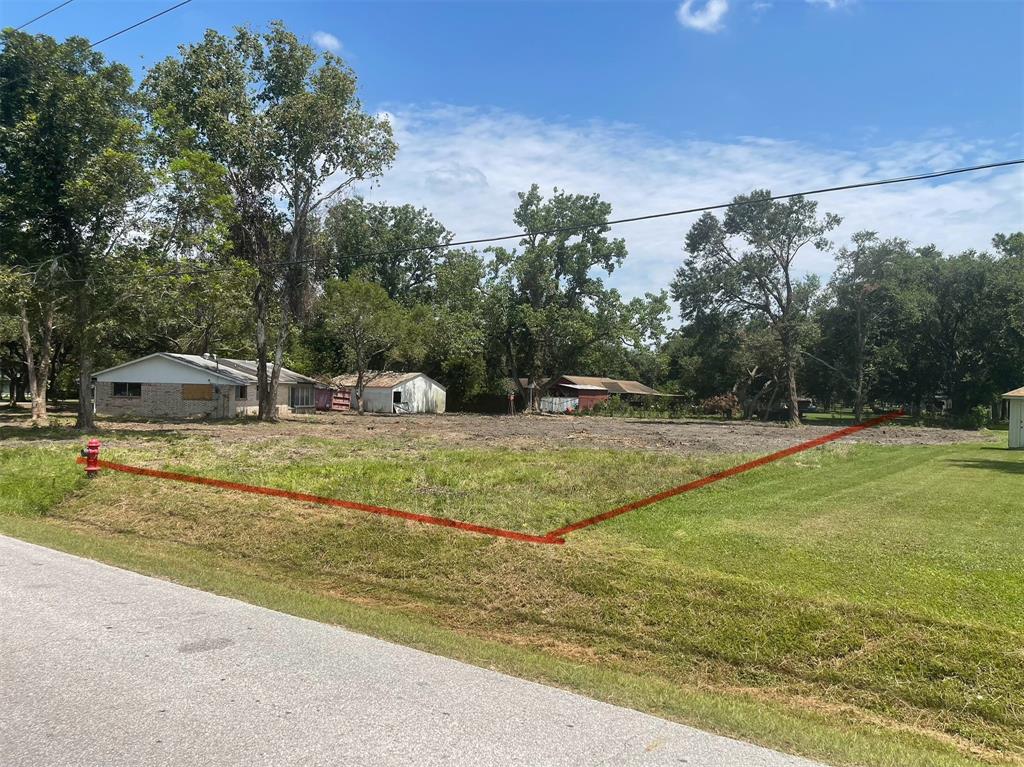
[81,438,101,479]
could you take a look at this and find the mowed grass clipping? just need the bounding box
[94,436,741,533]
[1,433,1022,767]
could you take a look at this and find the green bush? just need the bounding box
[953,405,992,430]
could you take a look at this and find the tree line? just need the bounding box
[2,22,1021,427]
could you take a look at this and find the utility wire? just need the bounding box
[11,159,1024,285]
[2,0,193,90]
[12,0,76,31]
[90,0,192,48]
[118,157,1024,281]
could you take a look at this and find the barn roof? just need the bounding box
[330,371,445,390]
[560,375,661,395]
[515,375,664,396]
[1003,386,1024,399]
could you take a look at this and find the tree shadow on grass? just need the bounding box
[0,409,272,444]
[0,425,190,443]
[944,457,1024,475]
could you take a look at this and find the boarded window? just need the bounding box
[181,384,214,401]
[113,382,141,397]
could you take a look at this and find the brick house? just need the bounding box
[93,353,316,419]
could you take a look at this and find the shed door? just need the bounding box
[1011,401,1024,449]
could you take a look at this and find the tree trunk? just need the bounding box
[785,358,800,425]
[76,345,94,430]
[3,363,16,406]
[853,372,865,424]
[11,367,25,406]
[268,303,289,422]
[760,381,781,421]
[20,303,53,426]
[781,326,801,426]
[254,281,272,421]
[74,288,96,430]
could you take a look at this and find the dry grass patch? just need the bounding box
[1,429,1022,767]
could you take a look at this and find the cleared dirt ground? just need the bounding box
[75,411,995,454]
[2,407,1020,766]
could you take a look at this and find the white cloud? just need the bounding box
[345,105,1023,313]
[676,0,729,33]
[312,31,342,53]
[806,0,853,8]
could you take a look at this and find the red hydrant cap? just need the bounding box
[87,439,101,448]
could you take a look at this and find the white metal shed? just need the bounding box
[330,372,446,414]
[1004,387,1024,449]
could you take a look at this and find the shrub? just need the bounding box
[700,393,740,419]
[952,405,992,430]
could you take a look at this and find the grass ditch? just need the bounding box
[91,435,745,534]
[1,433,1022,766]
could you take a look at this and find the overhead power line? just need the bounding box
[138,157,1024,280]
[2,0,193,91]
[89,0,193,48]
[13,159,1024,286]
[13,0,76,31]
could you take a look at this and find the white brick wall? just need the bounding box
[95,381,306,420]
[96,382,232,419]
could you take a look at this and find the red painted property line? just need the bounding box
[77,412,899,547]
[76,457,564,546]
[542,411,905,541]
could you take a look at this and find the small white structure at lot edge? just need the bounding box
[1004,386,1024,449]
[329,372,446,414]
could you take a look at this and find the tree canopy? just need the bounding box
[2,22,1020,427]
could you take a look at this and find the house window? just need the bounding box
[113,382,141,397]
[289,385,313,409]
[393,390,402,404]
[237,385,248,400]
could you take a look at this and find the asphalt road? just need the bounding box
[1,535,826,766]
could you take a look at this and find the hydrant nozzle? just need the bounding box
[81,438,101,478]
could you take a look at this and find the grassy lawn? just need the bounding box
[91,435,743,533]
[1,427,1022,767]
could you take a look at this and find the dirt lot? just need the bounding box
[29,411,994,454]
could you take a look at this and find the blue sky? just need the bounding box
[4,0,1023,297]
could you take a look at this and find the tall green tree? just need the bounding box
[324,198,453,303]
[578,291,671,386]
[989,232,1024,398]
[144,21,395,421]
[815,233,910,421]
[0,30,149,426]
[317,278,418,413]
[419,248,488,406]
[673,191,839,424]
[485,185,628,404]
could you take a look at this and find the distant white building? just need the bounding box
[1004,387,1024,449]
[93,353,316,419]
[328,372,446,414]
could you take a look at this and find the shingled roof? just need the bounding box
[329,372,441,389]
[94,353,315,386]
[516,375,663,396]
